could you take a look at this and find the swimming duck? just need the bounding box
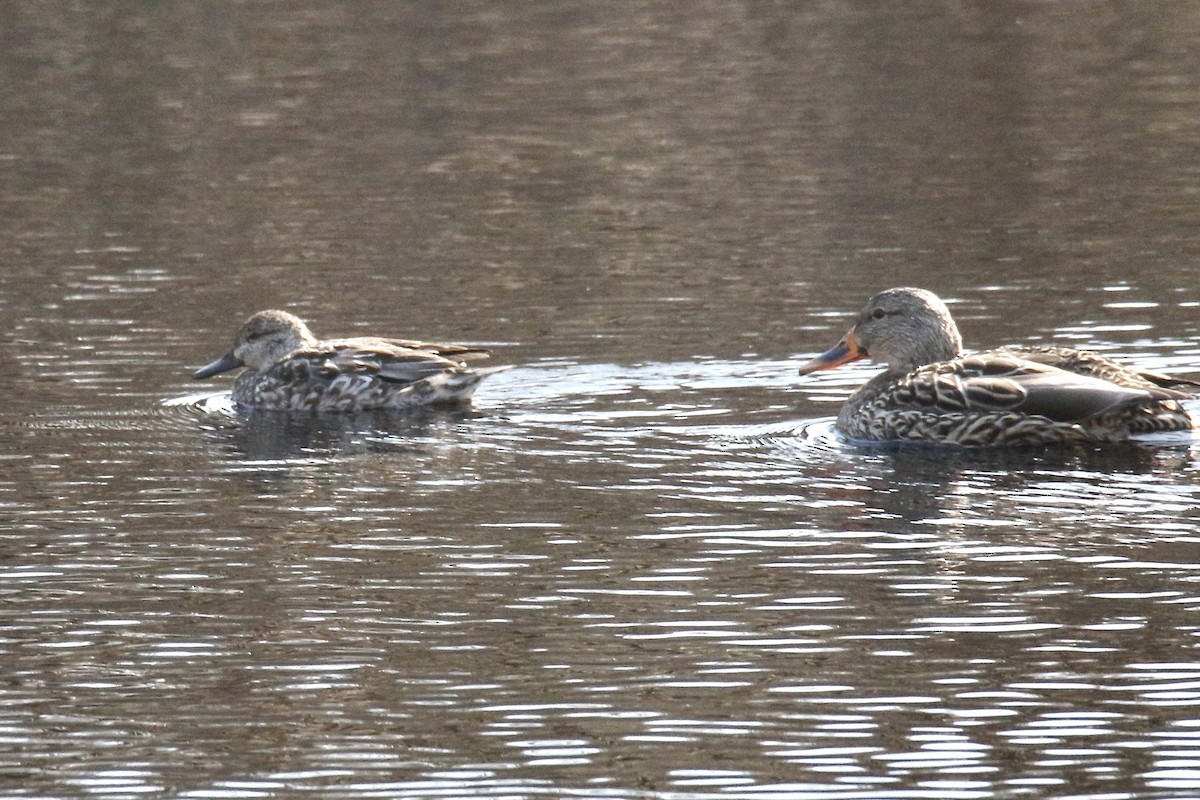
[799,288,1196,445]
[192,309,508,411]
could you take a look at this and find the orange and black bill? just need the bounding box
[799,331,866,374]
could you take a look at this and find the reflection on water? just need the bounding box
[10,355,1200,798]
[5,1,1200,798]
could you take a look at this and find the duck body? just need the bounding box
[193,310,507,412]
[837,352,1191,446]
[802,288,1194,446]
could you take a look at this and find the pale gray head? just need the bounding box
[851,288,963,372]
[800,287,964,375]
[193,309,317,379]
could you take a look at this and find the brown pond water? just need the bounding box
[5,3,1200,798]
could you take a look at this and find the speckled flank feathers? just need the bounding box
[193,309,507,412]
[800,288,1195,446]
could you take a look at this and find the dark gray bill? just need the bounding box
[192,351,243,379]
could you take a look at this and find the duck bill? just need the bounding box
[192,350,243,379]
[799,331,867,374]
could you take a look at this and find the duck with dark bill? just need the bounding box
[193,310,508,412]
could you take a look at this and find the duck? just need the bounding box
[799,287,1197,445]
[192,309,509,411]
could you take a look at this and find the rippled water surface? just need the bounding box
[6,3,1200,798]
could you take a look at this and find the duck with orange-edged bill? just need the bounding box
[799,287,1197,445]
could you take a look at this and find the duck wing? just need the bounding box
[325,337,491,362]
[896,353,1186,423]
[291,342,471,387]
[1005,345,1200,391]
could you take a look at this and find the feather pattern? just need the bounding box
[193,309,507,412]
[800,288,1195,445]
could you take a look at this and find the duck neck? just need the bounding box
[895,338,960,373]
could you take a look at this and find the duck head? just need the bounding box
[193,309,317,378]
[800,287,964,375]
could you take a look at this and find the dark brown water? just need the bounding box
[5,3,1200,798]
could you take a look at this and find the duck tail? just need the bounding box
[468,365,514,380]
[1139,371,1200,392]
[415,365,512,404]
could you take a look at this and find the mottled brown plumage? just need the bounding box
[800,288,1195,445]
[193,309,507,411]
[1004,345,1200,392]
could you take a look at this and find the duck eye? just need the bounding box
[871,308,887,320]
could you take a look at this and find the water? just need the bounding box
[5,2,1200,798]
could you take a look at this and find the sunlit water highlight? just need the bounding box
[8,2,1200,798]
